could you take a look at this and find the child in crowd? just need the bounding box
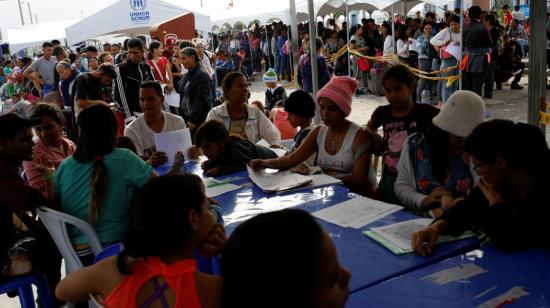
[269,100,297,140]
[367,65,439,203]
[249,100,265,114]
[284,90,316,152]
[195,120,278,177]
[263,68,288,111]
[56,174,225,307]
[222,209,350,308]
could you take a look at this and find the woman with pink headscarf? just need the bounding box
[250,76,376,197]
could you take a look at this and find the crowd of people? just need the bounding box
[0,3,549,308]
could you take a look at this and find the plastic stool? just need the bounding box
[0,273,54,308]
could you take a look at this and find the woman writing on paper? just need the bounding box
[412,120,550,256]
[250,76,375,197]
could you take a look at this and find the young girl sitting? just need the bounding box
[367,65,439,203]
[55,174,225,307]
[250,76,375,196]
[221,209,350,308]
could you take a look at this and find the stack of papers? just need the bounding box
[281,174,342,193]
[312,196,402,229]
[247,165,312,193]
[203,178,242,197]
[256,139,288,157]
[364,218,476,255]
[153,128,193,163]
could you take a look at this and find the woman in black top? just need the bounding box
[412,120,550,256]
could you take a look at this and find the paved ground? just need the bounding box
[249,74,532,126]
[0,74,539,307]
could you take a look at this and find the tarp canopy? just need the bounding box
[65,0,211,46]
[212,9,291,28]
[6,19,80,54]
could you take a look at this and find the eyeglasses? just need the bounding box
[469,158,489,172]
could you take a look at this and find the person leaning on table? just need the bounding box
[412,120,550,256]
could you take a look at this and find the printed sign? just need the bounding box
[130,0,146,10]
[129,0,150,24]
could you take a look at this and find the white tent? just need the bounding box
[65,0,211,46]
[212,9,291,28]
[6,19,80,54]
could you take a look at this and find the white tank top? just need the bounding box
[316,122,360,177]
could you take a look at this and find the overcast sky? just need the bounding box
[0,0,296,39]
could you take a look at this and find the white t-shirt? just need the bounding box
[512,11,525,21]
[201,50,215,78]
[124,111,186,160]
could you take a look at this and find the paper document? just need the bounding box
[165,91,181,107]
[247,165,312,193]
[445,43,462,60]
[364,218,476,254]
[409,39,419,52]
[312,196,402,229]
[256,139,287,157]
[153,128,193,164]
[203,178,241,197]
[281,174,342,194]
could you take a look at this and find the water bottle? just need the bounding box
[421,89,431,104]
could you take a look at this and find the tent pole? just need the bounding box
[346,0,351,77]
[527,0,546,127]
[289,1,300,85]
[391,4,395,53]
[459,0,463,90]
[307,0,320,124]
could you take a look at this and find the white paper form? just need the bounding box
[203,178,241,197]
[153,128,193,164]
[312,196,402,229]
[445,43,462,60]
[256,139,287,157]
[370,218,434,251]
[247,165,312,193]
[281,174,342,194]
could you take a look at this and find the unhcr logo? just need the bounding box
[130,0,146,10]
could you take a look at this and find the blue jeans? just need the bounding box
[417,59,433,103]
[274,54,280,75]
[440,58,458,103]
[515,39,528,58]
[279,54,287,78]
[484,59,497,98]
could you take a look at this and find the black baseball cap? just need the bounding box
[0,113,42,140]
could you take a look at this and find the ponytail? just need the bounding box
[88,159,108,224]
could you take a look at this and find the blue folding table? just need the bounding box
[346,245,550,307]
[156,162,480,293]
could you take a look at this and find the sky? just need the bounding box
[0,0,295,39]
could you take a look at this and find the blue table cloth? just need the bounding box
[156,162,480,293]
[346,245,550,307]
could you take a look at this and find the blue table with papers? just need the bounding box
[346,245,550,307]
[156,162,480,293]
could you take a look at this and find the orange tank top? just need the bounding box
[104,257,202,308]
[274,110,297,140]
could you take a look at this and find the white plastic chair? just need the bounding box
[37,206,104,274]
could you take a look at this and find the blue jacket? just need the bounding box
[60,69,80,107]
[297,54,331,93]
